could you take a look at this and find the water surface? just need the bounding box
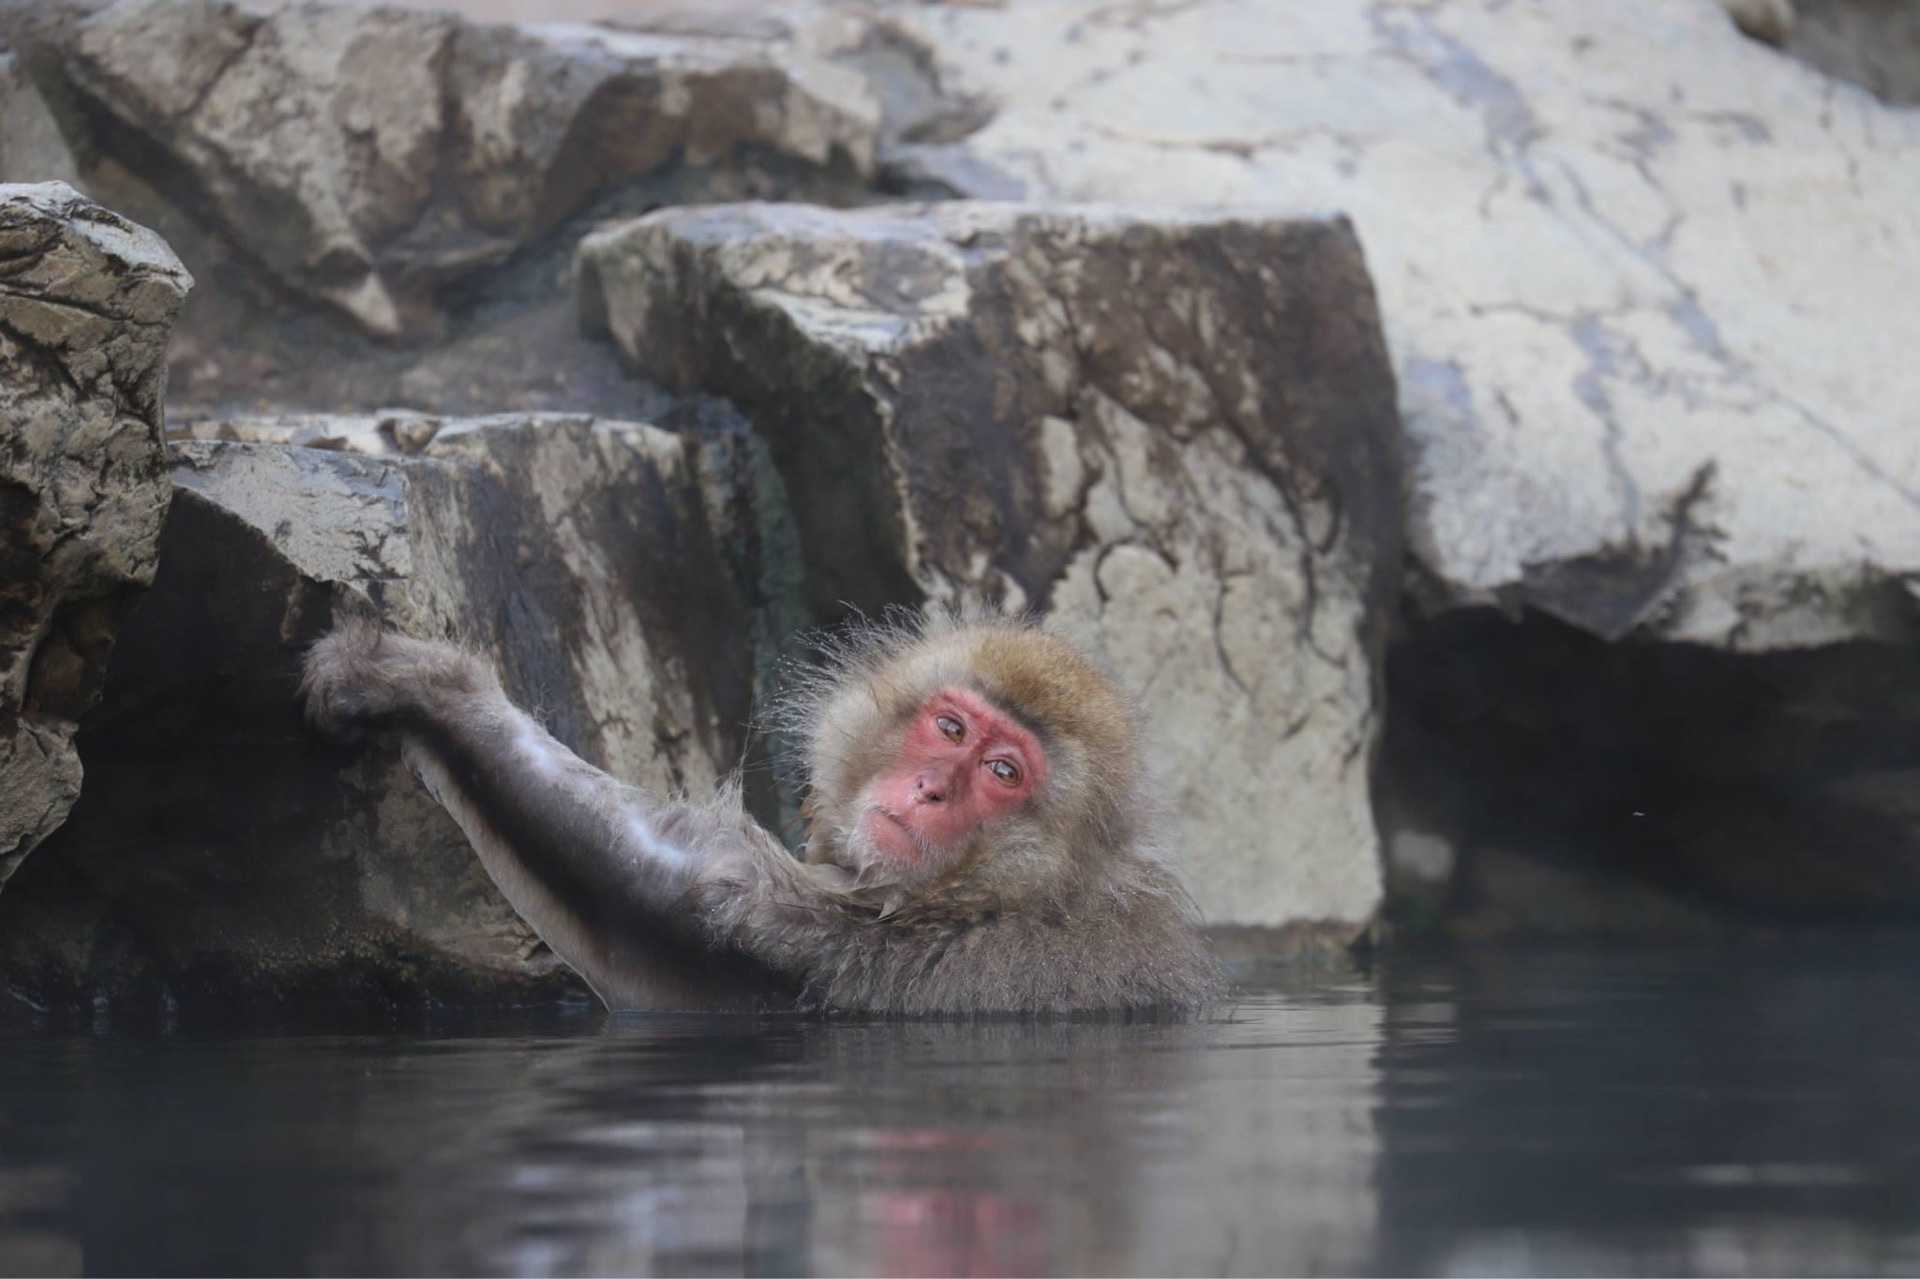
[4,945,1919,1276]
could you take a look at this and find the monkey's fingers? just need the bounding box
[300,620,396,740]
[300,620,492,740]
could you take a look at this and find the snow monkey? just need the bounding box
[301,612,1219,1014]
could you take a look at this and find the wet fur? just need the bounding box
[304,611,1219,1014]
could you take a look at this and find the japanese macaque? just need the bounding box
[301,612,1218,1014]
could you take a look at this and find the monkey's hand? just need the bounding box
[301,619,497,741]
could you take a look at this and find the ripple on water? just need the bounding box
[4,943,1920,1276]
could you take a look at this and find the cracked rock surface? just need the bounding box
[580,201,1405,934]
[17,0,878,338]
[0,412,800,1003]
[889,0,1920,650]
[0,182,188,889]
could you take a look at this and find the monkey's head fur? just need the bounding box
[775,610,1160,913]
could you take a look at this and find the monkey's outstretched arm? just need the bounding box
[301,623,807,1008]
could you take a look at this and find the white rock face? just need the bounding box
[884,0,1920,650]
[1045,406,1385,929]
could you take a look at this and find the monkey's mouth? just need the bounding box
[866,806,929,861]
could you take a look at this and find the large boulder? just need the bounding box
[578,201,1406,940]
[0,410,802,1004]
[885,0,1920,652]
[870,0,1920,930]
[22,0,878,338]
[0,182,189,889]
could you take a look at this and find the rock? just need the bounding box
[30,0,878,337]
[0,55,80,186]
[1780,0,1920,105]
[168,408,449,455]
[578,201,1406,935]
[0,182,189,889]
[0,410,803,1005]
[1721,0,1795,47]
[885,0,1920,652]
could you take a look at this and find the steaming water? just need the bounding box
[4,945,1918,1276]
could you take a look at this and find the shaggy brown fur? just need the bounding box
[302,613,1219,1014]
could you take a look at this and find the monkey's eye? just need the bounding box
[935,714,965,743]
[986,758,1022,787]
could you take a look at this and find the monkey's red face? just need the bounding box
[860,686,1048,863]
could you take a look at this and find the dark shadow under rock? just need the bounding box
[1381,608,1920,936]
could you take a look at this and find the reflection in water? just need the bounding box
[5,947,1920,1275]
[0,993,1382,1276]
[1375,946,1920,1277]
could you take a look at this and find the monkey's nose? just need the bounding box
[915,775,947,803]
